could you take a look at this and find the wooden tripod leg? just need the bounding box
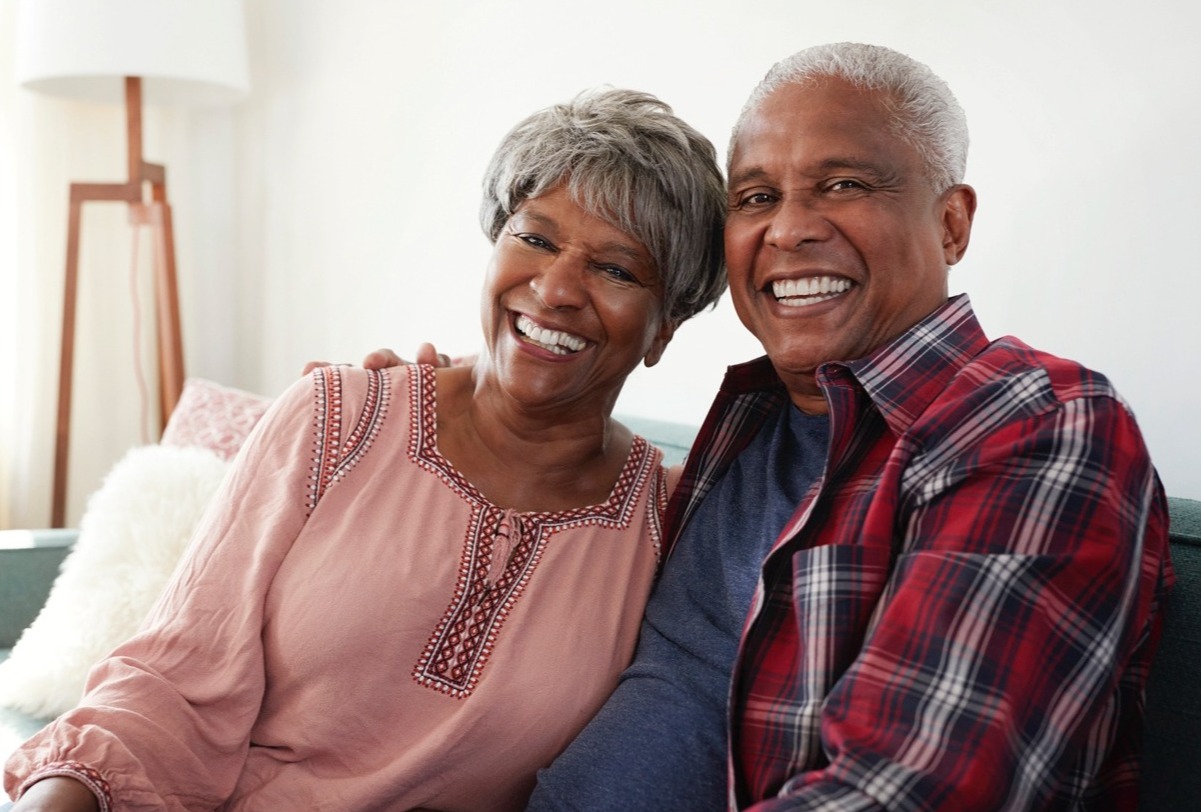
[51,195,85,528]
[148,201,185,424]
[48,79,179,528]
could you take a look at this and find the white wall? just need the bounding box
[22,0,1200,523]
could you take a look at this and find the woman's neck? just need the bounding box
[433,366,633,511]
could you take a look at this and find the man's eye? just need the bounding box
[827,179,866,192]
[732,191,776,210]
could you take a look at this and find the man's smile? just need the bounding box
[770,275,855,308]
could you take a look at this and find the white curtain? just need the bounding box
[1,2,179,529]
[0,3,16,528]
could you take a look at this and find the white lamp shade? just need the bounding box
[15,0,250,106]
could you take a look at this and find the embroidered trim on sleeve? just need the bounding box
[306,366,390,513]
[21,761,113,812]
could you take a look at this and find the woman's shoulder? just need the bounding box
[304,363,414,416]
[255,365,415,462]
[306,362,413,392]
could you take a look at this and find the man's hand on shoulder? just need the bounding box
[365,344,451,369]
[301,344,453,377]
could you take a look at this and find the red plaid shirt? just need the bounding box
[663,295,1172,810]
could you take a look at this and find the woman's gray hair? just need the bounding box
[731,43,969,192]
[481,87,727,323]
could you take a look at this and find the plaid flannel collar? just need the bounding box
[723,294,990,436]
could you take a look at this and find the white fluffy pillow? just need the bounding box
[0,444,230,718]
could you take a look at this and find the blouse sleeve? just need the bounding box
[3,370,339,811]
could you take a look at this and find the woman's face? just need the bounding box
[480,183,675,416]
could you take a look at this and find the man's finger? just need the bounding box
[363,348,406,370]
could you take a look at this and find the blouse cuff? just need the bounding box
[20,761,113,812]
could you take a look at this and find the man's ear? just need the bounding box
[643,319,678,368]
[941,184,977,266]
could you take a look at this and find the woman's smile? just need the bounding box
[513,313,588,356]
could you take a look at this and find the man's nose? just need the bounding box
[765,198,831,250]
[530,253,588,309]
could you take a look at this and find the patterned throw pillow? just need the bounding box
[160,378,272,460]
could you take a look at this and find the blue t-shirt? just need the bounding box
[527,404,828,810]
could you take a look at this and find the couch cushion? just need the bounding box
[0,446,229,719]
[1139,496,1201,811]
[0,534,76,650]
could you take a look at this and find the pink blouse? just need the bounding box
[6,365,667,811]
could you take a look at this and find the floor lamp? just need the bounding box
[14,0,250,527]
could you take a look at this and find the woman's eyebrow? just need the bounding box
[511,210,557,230]
[597,241,651,265]
[517,209,648,264]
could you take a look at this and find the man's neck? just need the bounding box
[788,390,829,415]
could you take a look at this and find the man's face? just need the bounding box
[725,78,974,408]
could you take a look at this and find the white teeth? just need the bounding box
[772,276,852,307]
[515,315,587,355]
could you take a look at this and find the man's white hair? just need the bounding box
[730,42,969,191]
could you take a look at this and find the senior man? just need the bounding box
[522,43,1171,811]
[370,43,1171,810]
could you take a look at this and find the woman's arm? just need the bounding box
[11,777,99,811]
[4,375,323,808]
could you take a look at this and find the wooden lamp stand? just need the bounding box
[51,76,185,527]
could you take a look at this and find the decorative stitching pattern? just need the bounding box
[22,761,114,811]
[306,367,390,514]
[407,364,660,698]
[333,366,387,481]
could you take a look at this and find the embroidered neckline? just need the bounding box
[406,363,661,698]
[407,363,655,526]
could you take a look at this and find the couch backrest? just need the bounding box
[619,413,695,467]
[1139,496,1201,811]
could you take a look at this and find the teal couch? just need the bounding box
[1140,496,1201,810]
[1,423,1198,810]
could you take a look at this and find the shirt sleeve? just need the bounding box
[3,373,325,811]
[526,604,729,812]
[751,393,1170,810]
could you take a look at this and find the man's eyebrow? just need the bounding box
[817,157,892,178]
[727,166,771,189]
[728,158,895,188]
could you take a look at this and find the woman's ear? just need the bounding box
[643,319,678,368]
[941,184,977,266]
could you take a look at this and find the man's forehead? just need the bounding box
[738,78,889,134]
[728,81,911,177]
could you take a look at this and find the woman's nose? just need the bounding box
[530,254,588,309]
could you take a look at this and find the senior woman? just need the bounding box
[4,87,725,812]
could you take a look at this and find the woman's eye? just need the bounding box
[517,233,553,250]
[597,265,637,284]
